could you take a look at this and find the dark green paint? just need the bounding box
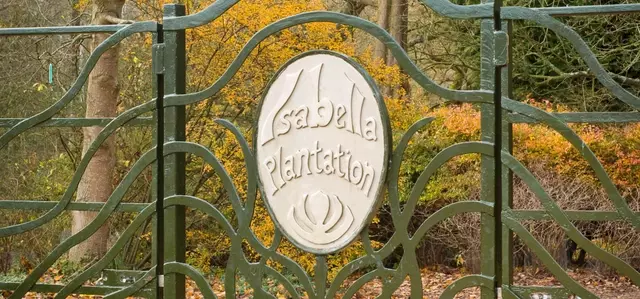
[507,112,640,123]
[0,200,149,212]
[0,117,153,127]
[0,283,126,294]
[0,24,140,36]
[2,1,639,298]
[160,5,187,299]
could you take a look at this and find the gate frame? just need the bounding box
[1,1,640,298]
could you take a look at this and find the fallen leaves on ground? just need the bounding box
[3,267,640,298]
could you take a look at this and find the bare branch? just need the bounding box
[407,36,425,48]
[102,15,134,24]
[358,0,377,7]
[530,70,640,88]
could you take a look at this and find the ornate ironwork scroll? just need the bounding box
[1,0,639,298]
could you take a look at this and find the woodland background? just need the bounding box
[0,0,639,294]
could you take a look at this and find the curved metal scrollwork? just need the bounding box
[1,0,639,298]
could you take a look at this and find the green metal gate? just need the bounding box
[1,1,639,298]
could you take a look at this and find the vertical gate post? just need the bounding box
[162,4,187,299]
[480,1,513,297]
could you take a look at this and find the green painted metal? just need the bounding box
[507,112,640,123]
[101,269,148,287]
[2,1,640,298]
[0,117,153,127]
[0,24,141,36]
[512,210,640,221]
[0,200,149,212]
[439,275,494,298]
[0,282,126,294]
[160,5,187,299]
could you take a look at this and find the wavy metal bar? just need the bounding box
[326,255,376,297]
[0,200,149,212]
[501,287,522,299]
[512,210,640,221]
[507,112,640,124]
[343,270,391,298]
[0,24,139,36]
[439,275,493,299]
[402,142,495,227]
[0,101,155,238]
[248,231,302,298]
[411,201,494,246]
[0,21,156,151]
[210,120,311,297]
[501,7,640,109]
[240,227,315,294]
[502,98,640,230]
[407,259,423,299]
[241,264,278,299]
[419,0,640,18]
[388,117,435,227]
[329,201,492,297]
[166,195,236,236]
[214,119,257,216]
[420,0,492,18]
[7,135,159,298]
[503,212,597,299]
[55,204,157,298]
[375,248,424,299]
[0,117,153,128]
[164,142,245,225]
[161,7,639,231]
[500,149,640,285]
[0,283,123,295]
[407,141,640,283]
[8,141,241,297]
[416,1,640,108]
[263,266,301,299]
[379,201,494,298]
[163,0,238,30]
[371,231,403,263]
[160,0,640,32]
[164,262,218,299]
[63,194,238,298]
[163,11,490,108]
[377,270,408,299]
[103,268,156,299]
[158,128,312,295]
[534,4,640,16]
[224,256,237,297]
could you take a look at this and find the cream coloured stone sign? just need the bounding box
[256,52,389,254]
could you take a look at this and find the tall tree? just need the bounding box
[388,0,409,96]
[69,0,129,262]
[374,0,391,62]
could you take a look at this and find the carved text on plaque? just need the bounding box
[256,53,388,254]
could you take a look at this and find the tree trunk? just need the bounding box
[387,0,410,97]
[69,0,125,262]
[374,0,391,63]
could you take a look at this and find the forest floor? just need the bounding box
[4,267,639,298]
[346,267,640,298]
[192,267,640,298]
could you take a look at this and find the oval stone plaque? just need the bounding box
[256,51,390,254]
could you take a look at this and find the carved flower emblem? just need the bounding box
[287,190,354,245]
